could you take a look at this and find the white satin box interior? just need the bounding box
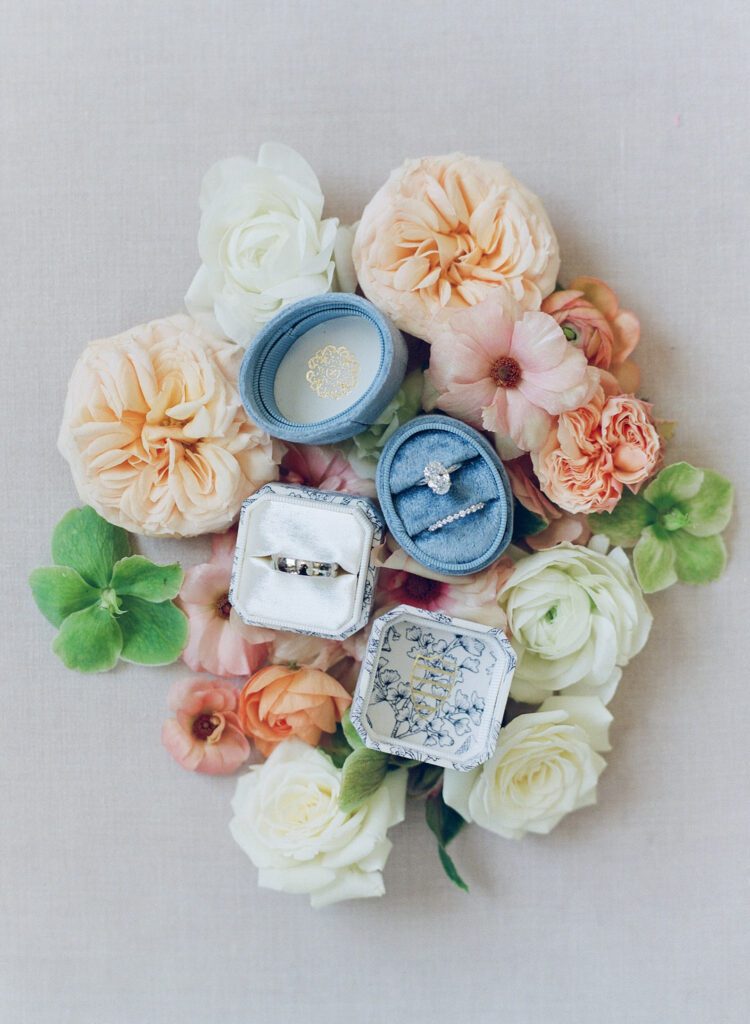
[230,483,385,640]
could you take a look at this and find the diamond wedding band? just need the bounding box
[420,461,460,495]
[427,502,486,532]
[273,557,339,577]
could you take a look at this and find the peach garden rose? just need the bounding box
[58,315,281,537]
[353,154,560,342]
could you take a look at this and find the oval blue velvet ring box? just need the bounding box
[376,415,513,576]
[238,294,408,444]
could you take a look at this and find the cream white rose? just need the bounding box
[498,542,651,704]
[443,696,612,839]
[186,143,340,346]
[229,739,406,908]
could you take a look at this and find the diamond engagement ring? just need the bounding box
[427,502,486,532]
[273,557,339,577]
[420,461,461,495]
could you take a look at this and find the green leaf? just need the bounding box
[52,506,130,587]
[407,762,444,797]
[320,725,353,769]
[29,566,100,627]
[110,556,184,602]
[437,845,469,893]
[338,747,389,814]
[588,490,656,547]
[633,526,678,593]
[671,531,727,585]
[52,603,123,672]
[426,791,467,847]
[644,462,703,511]
[341,708,364,751]
[682,470,734,538]
[512,500,547,542]
[118,596,188,666]
[426,791,469,893]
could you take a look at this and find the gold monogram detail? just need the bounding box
[409,653,458,718]
[306,345,360,400]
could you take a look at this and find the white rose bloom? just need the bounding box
[498,542,651,705]
[443,696,612,839]
[229,740,406,908]
[186,143,340,346]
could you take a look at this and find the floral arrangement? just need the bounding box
[32,144,734,907]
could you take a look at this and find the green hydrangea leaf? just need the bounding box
[341,708,364,752]
[52,603,123,672]
[633,526,678,593]
[110,556,184,602]
[118,596,188,666]
[643,462,703,511]
[671,531,727,585]
[682,470,734,538]
[588,490,656,547]
[51,506,130,587]
[350,369,423,463]
[29,566,100,627]
[512,500,547,542]
[338,747,389,814]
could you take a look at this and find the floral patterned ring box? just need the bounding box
[351,604,516,771]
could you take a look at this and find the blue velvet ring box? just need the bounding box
[238,294,408,444]
[375,415,513,576]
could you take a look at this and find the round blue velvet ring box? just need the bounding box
[238,294,408,444]
[376,415,514,576]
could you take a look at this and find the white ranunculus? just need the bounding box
[229,739,406,908]
[443,696,612,839]
[498,542,651,705]
[186,143,340,346]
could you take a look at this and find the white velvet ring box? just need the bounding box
[229,483,385,640]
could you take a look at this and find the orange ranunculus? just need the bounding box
[238,665,351,757]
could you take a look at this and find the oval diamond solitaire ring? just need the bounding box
[420,461,460,495]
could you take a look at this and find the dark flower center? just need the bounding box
[404,575,441,603]
[490,356,522,388]
[217,595,232,619]
[192,713,219,740]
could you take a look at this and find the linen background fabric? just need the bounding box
[0,1,748,1022]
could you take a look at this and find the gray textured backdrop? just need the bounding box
[1,1,748,1022]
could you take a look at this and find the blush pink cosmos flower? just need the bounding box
[425,293,597,453]
[162,677,250,775]
[377,547,514,628]
[177,531,270,677]
[281,444,377,497]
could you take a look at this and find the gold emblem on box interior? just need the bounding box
[306,344,360,400]
[409,653,458,718]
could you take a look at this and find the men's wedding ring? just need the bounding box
[273,556,339,578]
[419,460,460,495]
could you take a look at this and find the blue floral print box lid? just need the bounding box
[350,605,516,771]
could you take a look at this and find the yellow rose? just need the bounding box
[59,315,280,537]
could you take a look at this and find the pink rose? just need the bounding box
[281,444,376,497]
[533,389,662,514]
[542,277,641,392]
[162,677,250,775]
[505,455,591,550]
[353,154,560,342]
[177,531,270,678]
[425,292,597,453]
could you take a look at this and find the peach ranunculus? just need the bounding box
[58,315,281,537]
[424,292,597,454]
[238,665,351,757]
[533,388,662,515]
[162,677,250,775]
[353,154,560,342]
[505,455,591,550]
[542,277,641,393]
